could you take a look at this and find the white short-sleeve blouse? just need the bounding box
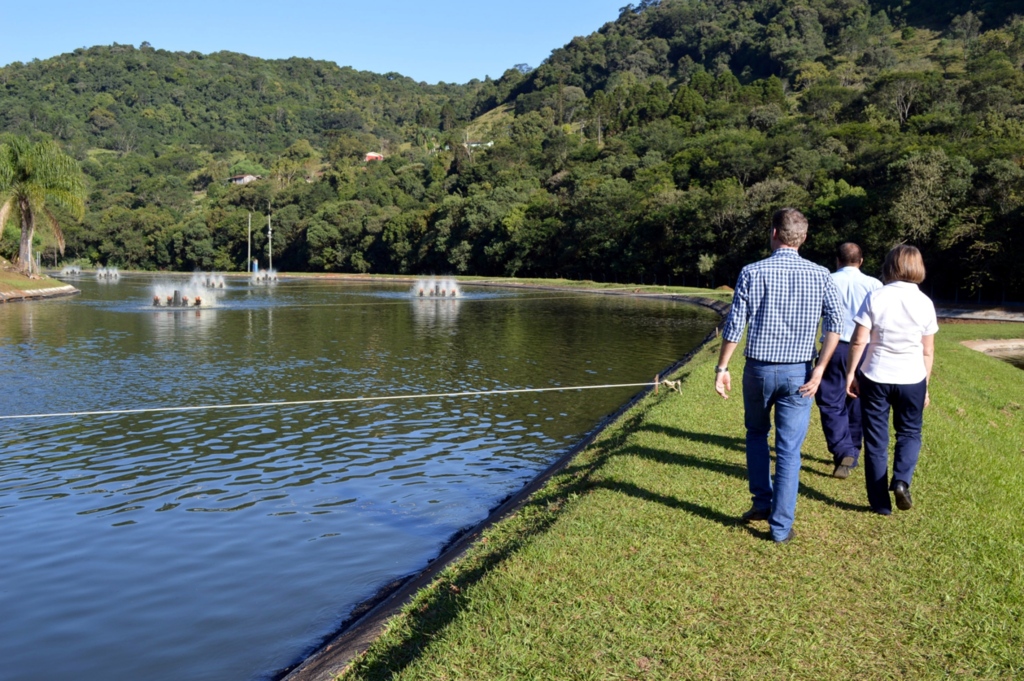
[853,281,939,385]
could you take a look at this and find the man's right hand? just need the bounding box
[715,370,731,399]
[714,341,738,400]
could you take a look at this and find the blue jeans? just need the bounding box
[859,375,927,512]
[742,360,814,541]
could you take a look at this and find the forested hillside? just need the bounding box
[1,0,1022,300]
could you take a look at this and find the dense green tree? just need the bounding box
[888,148,975,242]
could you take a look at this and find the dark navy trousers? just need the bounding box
[815,341,863,465]
[859,375,927,512]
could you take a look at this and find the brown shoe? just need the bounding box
[832,455,855,479]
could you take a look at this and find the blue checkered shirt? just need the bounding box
[722,248,843,363]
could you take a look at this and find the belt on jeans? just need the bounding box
[745,358,812,365]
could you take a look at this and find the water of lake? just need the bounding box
[0,275,718,681]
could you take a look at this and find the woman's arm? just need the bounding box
[922,333,935,408]
[846,324,870,398]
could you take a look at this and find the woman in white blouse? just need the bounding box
[845,245,937,514]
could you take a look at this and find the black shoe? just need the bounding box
[740,506,770,523]
[893,481,913,510]
[774,528,796,544]
[832,456,855,479]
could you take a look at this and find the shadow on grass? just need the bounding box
[641,423,836,466]
[797,482,872,513]
[798,452,835,466]
[342,415,869,679]
[621,442,745,480]
[620,444,869,513]
[640,423,746,453]
[592,478,739,527]
[587,477,769,541]
[801,465,838,479]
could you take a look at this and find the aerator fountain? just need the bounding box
[151,272,227,307]
[411,277,460,298]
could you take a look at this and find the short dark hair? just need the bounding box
[837,242,863,266]
[771,208,808,247]
[881,244,926,284]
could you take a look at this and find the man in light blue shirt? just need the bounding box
[816,242,882,478]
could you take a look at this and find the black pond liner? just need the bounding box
[274,293,730,681]
[997,354,1024,370]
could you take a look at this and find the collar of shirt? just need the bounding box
[772,247,800,258]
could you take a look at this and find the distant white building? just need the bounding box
[365,152,385,162]
[227,174,261,185]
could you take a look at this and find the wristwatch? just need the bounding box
[715,366,729,374]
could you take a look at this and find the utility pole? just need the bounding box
[267,212,273,272]
[247,212,251,272]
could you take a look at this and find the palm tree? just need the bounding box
[0,136,85,277]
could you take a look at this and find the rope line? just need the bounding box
[0,380,671,421]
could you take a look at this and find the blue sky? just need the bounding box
[3,1,627,83]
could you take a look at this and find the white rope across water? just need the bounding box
[0,380,672,421]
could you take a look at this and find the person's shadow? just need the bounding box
[335,416,868,679]
[633,425,869,512]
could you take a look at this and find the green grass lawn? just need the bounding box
[0,266,69,292]
[341,321,1024,680]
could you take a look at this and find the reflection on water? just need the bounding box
[411,296,462,328]
[146,307,221,343]
[0,275,718,681]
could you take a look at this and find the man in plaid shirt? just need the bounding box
[714,208,843,543]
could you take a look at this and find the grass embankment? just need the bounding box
[466,278,734,304]
[0,263,68,293]
[341,321,1024,680]
[290,271,736,304]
